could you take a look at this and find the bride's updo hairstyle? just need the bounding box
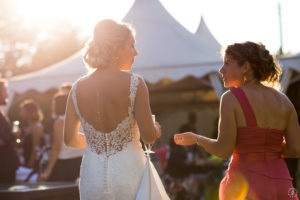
[83,19,135,70]
[224,41,282,88]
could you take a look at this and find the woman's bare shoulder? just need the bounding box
[270,88,293,107]
[220,89,238,105]
[73,74,92,91]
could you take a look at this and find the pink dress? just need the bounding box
[219,88,298,200]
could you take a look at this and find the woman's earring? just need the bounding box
[243,75,247,83]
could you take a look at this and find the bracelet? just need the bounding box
[196,135,202,146]
[154,126,159,138]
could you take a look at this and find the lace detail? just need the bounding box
[79,141,146,200]
[72,72,148,199]
[71,73,140,157]
[128,74,139,114]
[82,117,135,156]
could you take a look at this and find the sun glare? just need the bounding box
[15,0,133,37]
[17,0,68,21]
[10,0,300,53]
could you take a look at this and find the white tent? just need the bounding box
[124,0,222,83]
[8,0,223,96]
[279,54,300,74]
[8,52,89,93]
[5,52,89,112]
[7,0,300,99]
[278,54,300,92]
[194,16,224,99]
[195,16,221,53]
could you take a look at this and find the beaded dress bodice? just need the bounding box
[71,73,140,157]
[71,73,147,200]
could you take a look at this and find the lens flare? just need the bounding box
[222,172,249,200]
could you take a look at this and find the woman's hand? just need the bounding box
[38,171,50,182]
[154,122,162,139]
[174,132,198,146]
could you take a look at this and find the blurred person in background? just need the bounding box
[39,93,84,182]
[59,83,72,95]
[179,112,197,134]
[20,99,44,168]
[0,79,19,183]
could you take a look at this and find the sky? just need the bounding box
[16,0,300,55]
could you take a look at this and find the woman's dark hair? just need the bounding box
[0,79,7,99]
[224,41,282,87]
[20,99,44,122]
[0,79,6,90]
[53,93,68,116]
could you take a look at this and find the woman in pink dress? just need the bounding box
[174,41,300,200]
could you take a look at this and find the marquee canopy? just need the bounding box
[8,0,223,94]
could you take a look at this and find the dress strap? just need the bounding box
[128,73,140,115]
[71,79,84,122]
[230,88,257,127]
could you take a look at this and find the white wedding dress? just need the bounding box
[71,73,147,200]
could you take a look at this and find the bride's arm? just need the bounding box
[64,93,86,148]
[134,77,161,144]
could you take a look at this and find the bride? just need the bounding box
[64,19,162,200]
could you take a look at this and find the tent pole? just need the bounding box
[280,68,293,93]
[209,73,224,101]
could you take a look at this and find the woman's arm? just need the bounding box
[64,92,86,148]
[28,123,43,167]
[282,100,300,157]
[174,91,237,160]
[39,119,63,181]
[134,77,161,144]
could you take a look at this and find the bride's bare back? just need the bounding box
[64,69,158,148]
[76,70,133,133]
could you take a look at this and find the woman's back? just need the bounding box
[63,19,162,200]
[224,86,297,200]
[72,71,148,199]
[234,85,290,131]
[75,70,133,133]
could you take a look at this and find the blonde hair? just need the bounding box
[83,19,135,70]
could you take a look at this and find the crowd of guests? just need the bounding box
[0,80,83,184]
[0,79,19,183]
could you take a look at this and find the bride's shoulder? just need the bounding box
[132,72,144,80]
[128,72,145,84]
[72,74,92,90]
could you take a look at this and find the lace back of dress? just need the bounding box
[71,73,140,156]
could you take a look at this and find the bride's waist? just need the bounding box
[86,139,143,157]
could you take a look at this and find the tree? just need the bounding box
[0,0,85,78]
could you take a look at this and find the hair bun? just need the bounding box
[82,19,134,70]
